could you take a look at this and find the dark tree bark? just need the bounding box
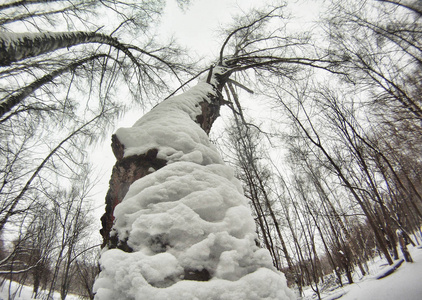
[100,141,167,249]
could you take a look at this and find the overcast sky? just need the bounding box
[159,0,320,58]
[159,0,261,58]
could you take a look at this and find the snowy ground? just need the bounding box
[301,246,422,300]
[1,246,421,299]
[0,280,81,300]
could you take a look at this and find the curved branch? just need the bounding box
[218,6,280,64]
[0,54,108,119]
[126,44,189,85]
[163,67,209,100]
[376,0,422,16]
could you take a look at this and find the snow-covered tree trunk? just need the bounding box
[94,68,294,299]
[0,31,127,66]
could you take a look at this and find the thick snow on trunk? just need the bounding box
[93,82,294,300]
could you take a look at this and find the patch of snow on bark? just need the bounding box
[115,82,222,165]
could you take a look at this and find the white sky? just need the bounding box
[159,0,321,59]
[159,0,261,59]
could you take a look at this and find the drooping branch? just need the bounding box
[376,0,422,16]
[126,43,193,85]
[0,54,108,119]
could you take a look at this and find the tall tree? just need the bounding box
[268,80,394,265]
[94,4,343,299]
[0,0,189,232]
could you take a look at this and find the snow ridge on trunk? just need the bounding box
[93,81,294,300]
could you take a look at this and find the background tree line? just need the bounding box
[218,1,422,298]
[0,0,421,299]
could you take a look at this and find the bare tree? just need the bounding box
[323,0,422,120]
[73,245,100,300]
[266,79,394,265]
[44,167,94,300]
[94,4,348,299]
[226,116,295,279]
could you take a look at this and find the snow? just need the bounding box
[95,263,292,300]
[372,259,404,279]
[93,81,295,299]
[0,280,80,300]
[115,82,222,165]
[302,246,422,300]
[338,247,422,300]
[3,246,422,300]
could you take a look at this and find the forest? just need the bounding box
[0,0,421,299]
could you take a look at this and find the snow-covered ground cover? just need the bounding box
[0,280,81,300]
[0,247,421,300]
[301,246,422,300]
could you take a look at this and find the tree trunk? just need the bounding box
[307,164,367,277]
[0,31,123,66]
[397,230,413,262]
[94,67,294,299]
[246,172,281,269]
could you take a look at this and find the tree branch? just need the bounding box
[0,54,108,118]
